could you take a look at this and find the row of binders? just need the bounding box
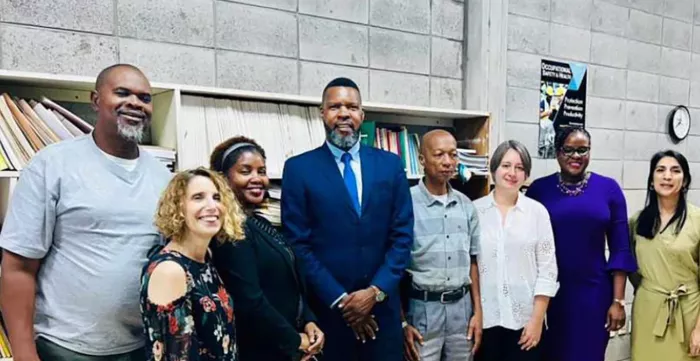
[0,92,175,172]
[179,95,326,177]
[360,121,423,178]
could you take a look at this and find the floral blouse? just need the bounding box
[140,246,237,361]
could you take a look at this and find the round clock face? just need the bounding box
[671,106,691,141]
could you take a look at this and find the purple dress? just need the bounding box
[525,172,637,361]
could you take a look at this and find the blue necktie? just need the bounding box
[341,153,360,215]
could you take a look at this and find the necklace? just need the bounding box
[557,172,590,196]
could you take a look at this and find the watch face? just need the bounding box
[672,106,691,140]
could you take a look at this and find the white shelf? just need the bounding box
[0,171,18,178]
[0,69,490,120]
[0,69,171,94]
[0,69,493,203]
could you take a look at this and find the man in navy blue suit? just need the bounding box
[281,77,414,361]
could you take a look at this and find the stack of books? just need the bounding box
[0,93,175,172]
[457,148,488,176]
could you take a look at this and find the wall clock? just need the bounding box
[668,105,691,142]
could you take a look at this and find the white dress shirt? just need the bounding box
[326,140,363,206]
[473,192,559,330]
[326,140,363,308]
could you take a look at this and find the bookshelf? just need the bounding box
[0,69,492,214]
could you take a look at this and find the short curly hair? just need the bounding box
[554,125,591,152]
[209,136,266,175]
[154,167,245,244]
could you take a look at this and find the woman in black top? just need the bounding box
[210,136,325,361]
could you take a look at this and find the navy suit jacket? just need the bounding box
[281,143,414,317]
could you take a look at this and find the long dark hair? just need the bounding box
[636,150,691,238]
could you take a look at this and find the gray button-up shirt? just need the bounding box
[407,179,481,292]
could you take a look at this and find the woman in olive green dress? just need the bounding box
[629,150,700,360]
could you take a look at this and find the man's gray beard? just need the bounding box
[117,118,145,143]
[326,127,359,150]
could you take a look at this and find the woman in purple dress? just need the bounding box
[525,126,637,361]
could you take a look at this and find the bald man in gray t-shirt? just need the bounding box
[0,65,171,361]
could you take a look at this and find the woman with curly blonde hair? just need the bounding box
[139,167,245,361]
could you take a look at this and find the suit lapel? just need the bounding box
[359,145,374,216]
[318,144,360,217]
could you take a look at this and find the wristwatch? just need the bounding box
[613,298,626,307]
[370,285,386,302]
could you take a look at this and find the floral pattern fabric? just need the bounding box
[140,246,237,361]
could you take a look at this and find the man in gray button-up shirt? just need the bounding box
[402,129,483,361]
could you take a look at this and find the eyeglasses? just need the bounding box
[560,146,590,157]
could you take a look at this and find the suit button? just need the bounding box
[448,256,451,260]
[446,235,450,239]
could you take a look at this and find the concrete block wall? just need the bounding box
[505,0,700,359]
[0,0,466,109]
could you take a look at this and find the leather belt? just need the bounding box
[409,285,469,303]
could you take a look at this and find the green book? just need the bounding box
[359,121,376,147]
[399,127,408,170]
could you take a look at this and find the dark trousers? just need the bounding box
[36,337,144,361]
[475,326,545,361]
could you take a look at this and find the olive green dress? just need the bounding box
[630,204,700,361]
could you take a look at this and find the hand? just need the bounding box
[467,311,483,353]
[403,324,423,361]
[605,302,626,332]
[300,354,318,361]
[351,315,379,343]
[298,332,311,351]
[518,318,543,351]
[690,328,700,356]
[340,289,377,326]
[304,322,325,355]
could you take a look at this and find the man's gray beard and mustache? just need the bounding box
[326,124,359,150]
[117,117,146,143]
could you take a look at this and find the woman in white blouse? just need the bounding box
[473,140,559,361]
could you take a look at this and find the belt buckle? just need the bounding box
[440,291,450,304]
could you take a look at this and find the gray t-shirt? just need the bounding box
[0,134,172,355]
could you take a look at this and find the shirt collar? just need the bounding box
[326,140,361,162]
[418,177,458,207]
[485,190,525,212]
